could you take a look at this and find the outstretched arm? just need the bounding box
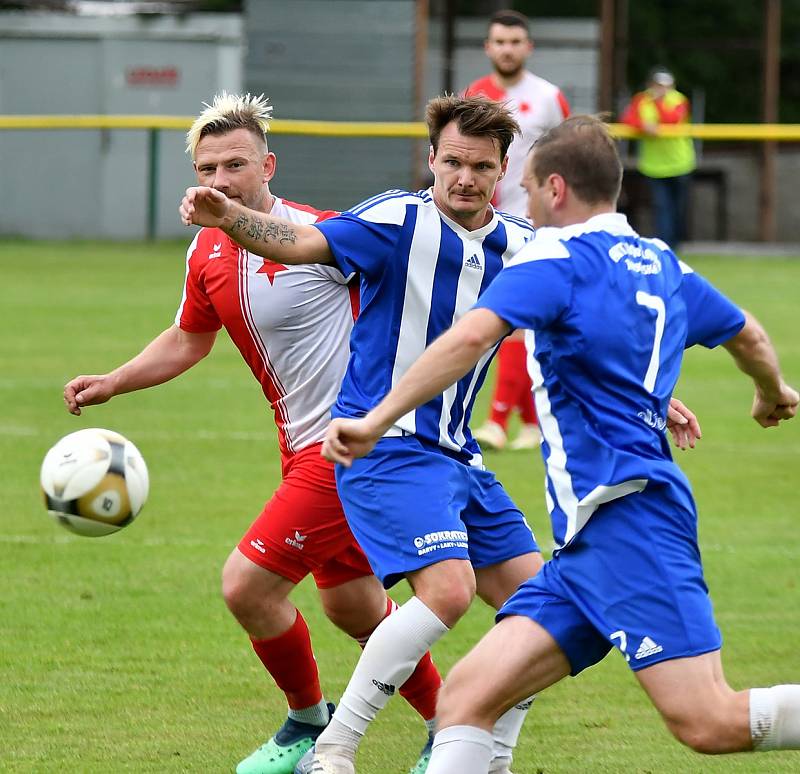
[322,308,510,465]
[722,310,798,427]
[64,326,216,415]
[179,186,333,264]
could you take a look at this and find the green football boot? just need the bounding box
[407,732,434,774]
[236,703,335,774]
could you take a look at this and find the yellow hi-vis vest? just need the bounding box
[625,89,696,178]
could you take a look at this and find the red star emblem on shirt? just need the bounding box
[519,101,531,113]
[257,259,290,285]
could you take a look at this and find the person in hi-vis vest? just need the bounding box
[621,66,696,250]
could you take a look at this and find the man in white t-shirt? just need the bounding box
[466,9,570,454]
[63,93,440,774]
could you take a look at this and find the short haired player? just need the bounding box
[64,93,441,774]
[321,115,800,772]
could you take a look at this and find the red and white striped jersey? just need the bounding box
[465,71,570,218]
[175,197,356,458]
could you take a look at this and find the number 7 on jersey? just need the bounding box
[635,291,666,393]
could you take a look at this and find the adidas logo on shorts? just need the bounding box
[634,636,663,660]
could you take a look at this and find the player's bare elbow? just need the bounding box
[457,308,511,353]
[298,227,335,265]
[261,225,333,265]
[722,310,767,357]
[456,327,495,355]
[175,327,217,366]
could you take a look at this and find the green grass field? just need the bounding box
[2,240,799,773]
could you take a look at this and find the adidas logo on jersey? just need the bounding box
[634,636,663,660]
[371,678,396,697]
[465,254,482,270]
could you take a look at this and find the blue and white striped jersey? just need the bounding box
[315,188,534,462]
[475,213,745,548]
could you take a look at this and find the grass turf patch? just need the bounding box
[2,241,798,772]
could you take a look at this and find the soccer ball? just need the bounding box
[40,428,149,537]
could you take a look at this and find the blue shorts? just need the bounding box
[497,483,722,673]
[335,435,539,588]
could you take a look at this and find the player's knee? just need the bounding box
[220,558,249,618]
[422,577,475,625]
[221,553,268,620]
[319,576,388,637]
[664,710,738,755]
[436,677,468,725]
[321,595,373,636]
[451,582,477,619]
[435,667,491,727]
[320,596,346,628]
[669,720,721,754]
[412,560,476,626]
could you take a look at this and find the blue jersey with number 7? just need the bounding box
[475,213,745,548]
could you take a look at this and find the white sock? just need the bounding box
[312,717,360,760]
[288,698,330,727]
[491,695,535,762]
[750,685,800,750]
[427,725,493,774]
[318,597,448,743]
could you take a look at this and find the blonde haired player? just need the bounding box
[64,93,441,774]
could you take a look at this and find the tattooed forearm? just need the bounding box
[228,212,297,247]
[265,221,297,246]
[246,217,265,241]
[230,213,249,233]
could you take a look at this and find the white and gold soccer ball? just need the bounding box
[40,428,149,537]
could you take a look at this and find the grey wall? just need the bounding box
[245,0,418,121]
[0,12,242,239]
[244,0,420,211]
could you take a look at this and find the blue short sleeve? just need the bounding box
[475,240,574,330]
[680,264,746,348]
[315,213,398,279]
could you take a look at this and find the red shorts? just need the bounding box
[238,442,373,589]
